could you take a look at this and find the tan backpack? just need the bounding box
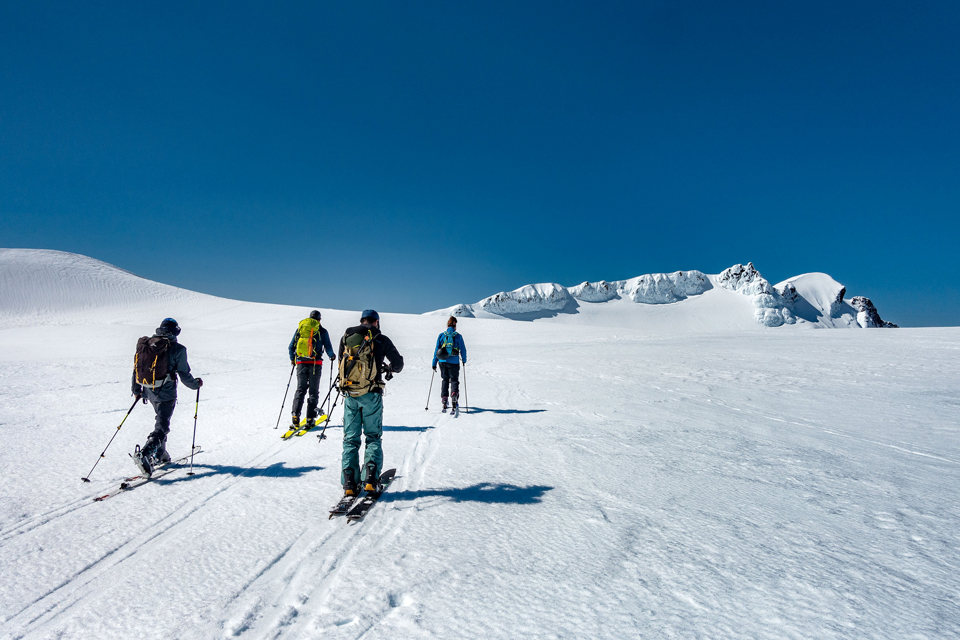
[338,329,380,397]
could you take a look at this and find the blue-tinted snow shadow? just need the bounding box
[466,407,546,415]
[382,425,436,432]
[379,482,553,506]
[159,462,323,483]
[496,298,580,321]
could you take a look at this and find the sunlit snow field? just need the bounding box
[1,250,958,639]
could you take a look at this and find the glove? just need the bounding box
[196,378,204,388]
[329,354,336,362]
[291,360,296,367]
[432,366,437,372]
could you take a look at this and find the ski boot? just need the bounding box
[291,414,300,429]
[363,462,380,492]
[306,416,316,429]
[157,447,172,465]
[133,445,154,477]
[441,396,448,413]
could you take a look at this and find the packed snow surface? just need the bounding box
[1,250,957,639]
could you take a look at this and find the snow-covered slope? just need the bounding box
[0,249,236,328]
[2,250,953,640]
[431,262,895,330]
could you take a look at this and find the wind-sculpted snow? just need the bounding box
[567,279,618,302]
[431,262,895,329]
[618,270,712,304]
[436,270,713,321]
[774,272,871,329]
[476,282,574,315]
[0,248,233,327]
[717,262,774,296]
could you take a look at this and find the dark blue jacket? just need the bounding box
[131,332,200,402]
[432,328,466,367]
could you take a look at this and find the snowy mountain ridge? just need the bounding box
[432,262,897,329]
[0,249,896,331]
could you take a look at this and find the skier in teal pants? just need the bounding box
[336,310,404,496]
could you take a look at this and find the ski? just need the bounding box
[93,447,201,502]
[345,468,397,522]
[283,414,328,439]
[452,406,460,418]
[328,492,361,519]
[295,414,327,436]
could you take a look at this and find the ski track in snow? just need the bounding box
[2,252,960,639]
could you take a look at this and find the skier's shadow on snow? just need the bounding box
[465,407,546,415]
[161,462,322,483]
[382,425,435,432]
[379,482,552,506]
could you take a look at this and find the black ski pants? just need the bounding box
[292,362,323,419]
[143,399,176,458]
[440,362,460,401]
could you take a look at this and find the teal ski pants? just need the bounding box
[341,392,383,486]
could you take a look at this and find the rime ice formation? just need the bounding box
[717,263,796,327]
[433,263,895,329]
[476,283,574,315]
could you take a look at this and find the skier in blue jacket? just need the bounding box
[431,316,467,412]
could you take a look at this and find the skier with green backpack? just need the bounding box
[337,310,404,496]
[288,310,336,431]
[431,316,467,414]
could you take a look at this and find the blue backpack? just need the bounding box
[436,331,460,359]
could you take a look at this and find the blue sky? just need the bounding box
[2,1,958,326]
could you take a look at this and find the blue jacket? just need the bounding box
[432,328,466,367]
[289,324,335,364]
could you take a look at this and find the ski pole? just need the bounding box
[81,394,141,482]
[188,386,200,475]
[327,360,334,416]
[317,389,341,442]
[425,368,436,411]
[316,377,337,417]
[462,363,469,414]
[275,363,296,429]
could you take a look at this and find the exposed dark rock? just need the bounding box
[850,296,898,328]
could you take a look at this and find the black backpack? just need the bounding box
[135,336,171,389]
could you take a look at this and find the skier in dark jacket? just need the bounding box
[131,318,202,475]
[288,310,336,429]
[337,310,404,495]
[431,316,467,412]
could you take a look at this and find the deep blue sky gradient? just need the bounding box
[2,1,958,325]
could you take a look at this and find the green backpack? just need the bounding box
[296,318,321,359]
[338,329,380,397]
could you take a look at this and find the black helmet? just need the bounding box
[159,318,181,336]
[309,310,321,320]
